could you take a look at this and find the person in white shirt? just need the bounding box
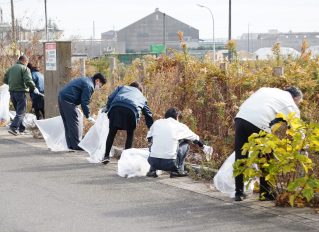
[146,107,213,178]
[234,87,303,201]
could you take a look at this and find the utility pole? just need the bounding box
[15,19,19,41]
[91,21,95,57]
[248,24,250,53]
[44,0,48,41]
[163,13,166,49]
[93,20,95,39]
[228,0,232,61]
[10,0,16,43]
[197,4,215,62]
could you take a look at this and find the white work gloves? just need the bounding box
[33,88,40,95]
[87,116,96,124]
[202,145,213,161]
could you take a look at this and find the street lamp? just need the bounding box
[197,4,215,62]
[228,0,232,61]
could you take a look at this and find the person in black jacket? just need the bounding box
[58,73,106,150]
[101,81,153,164]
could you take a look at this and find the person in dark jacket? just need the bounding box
[58,73,106,150]
[4,55,40,136]
[101,81,153,164]
[27,63,45,120]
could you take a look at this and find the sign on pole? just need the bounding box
[45,42,57,71]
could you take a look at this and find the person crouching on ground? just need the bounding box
[100,81,154,164]
[58,73,106,151]
[146,107,213,178]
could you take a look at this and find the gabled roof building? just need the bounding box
[103,8,199,53]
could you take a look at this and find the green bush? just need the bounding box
[234,113,319,207]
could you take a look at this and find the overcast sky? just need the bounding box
[1,0,318,40]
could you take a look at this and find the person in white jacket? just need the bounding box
[234,87,302,201]
[146,107,212,178]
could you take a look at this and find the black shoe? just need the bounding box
[146,170,158,178]
[240,193,247,199]
[234,192,247,201]
[170,170,189,178]
[8,128,18,136]
[101,157,110,165]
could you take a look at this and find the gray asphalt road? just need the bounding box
[0,129,317,232]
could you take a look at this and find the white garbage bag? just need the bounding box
[213,152,254,198]
[35,108,83,151]
[8,110,36,129]
[118,148,150,178]
[23,113,37,129]
[79,110,109,163]
[0,84,10,123]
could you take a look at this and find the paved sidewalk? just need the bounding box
[0,126,318,232]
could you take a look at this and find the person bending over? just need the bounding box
[101,81,153,164]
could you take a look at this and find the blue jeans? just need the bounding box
[148,140,190,172]
[10,91,27,132]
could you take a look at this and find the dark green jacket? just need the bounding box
[4,61,35,92]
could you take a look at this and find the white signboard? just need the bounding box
[45,43,57,71]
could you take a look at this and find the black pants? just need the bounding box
[234,118,271,197]
[31,93,45,120]
[58,97,81,150]
[30,93,45,120]
[104,106,136,159]
[104,127,134,158]
[34,108,45,120]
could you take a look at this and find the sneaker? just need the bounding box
[146,170,158,178]
[170,170,188,178]
[8,128,18,136]
[101,157,110,165]
[234,195,243,201]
